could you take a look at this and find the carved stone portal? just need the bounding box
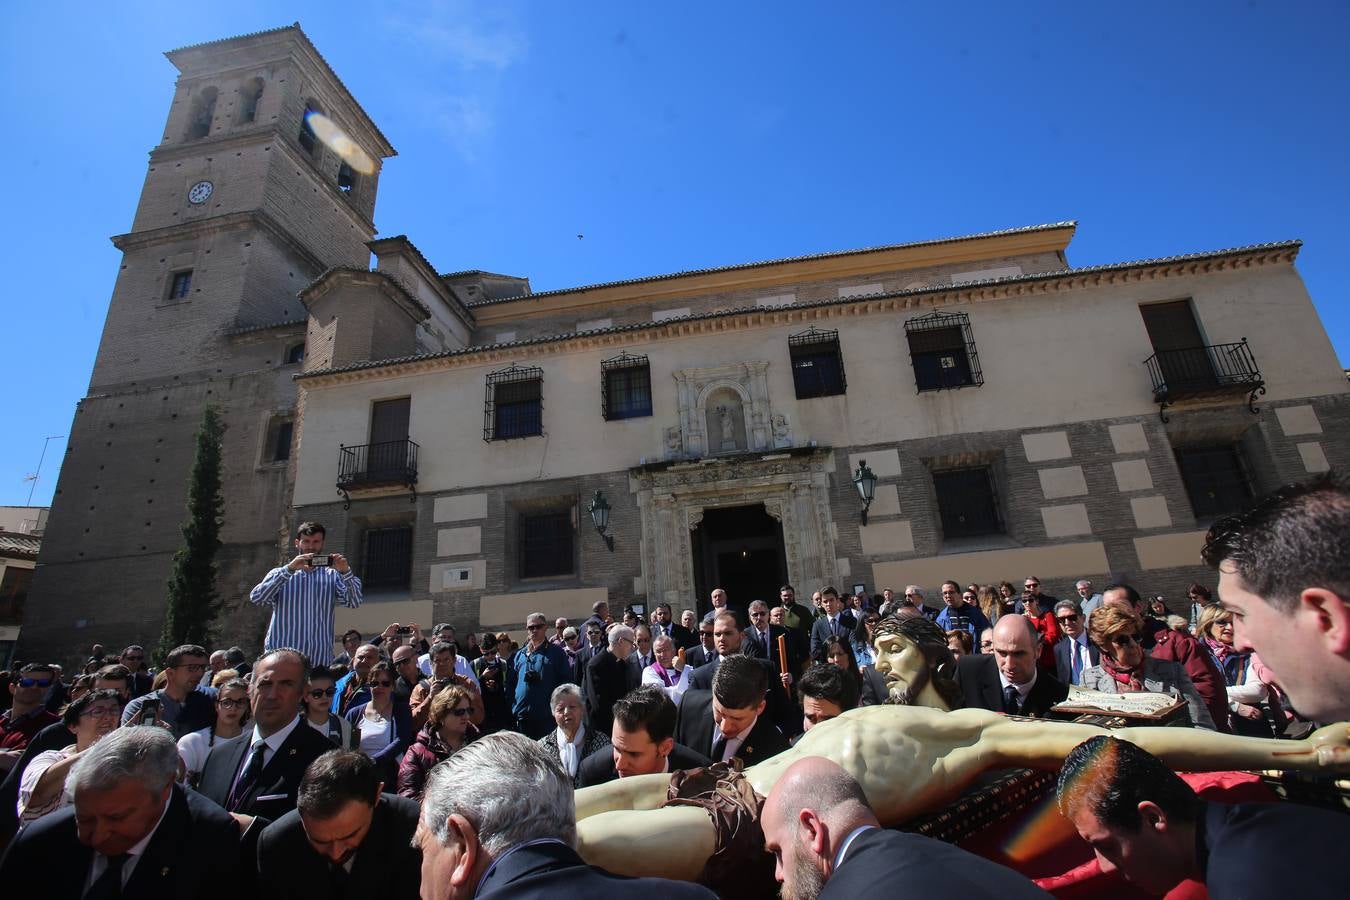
[632,448,838,608]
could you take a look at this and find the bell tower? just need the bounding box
[23,25,396,662]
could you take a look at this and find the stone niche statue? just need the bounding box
[703,387,745,453]
[771,414,791,449]
[572,614,1350,882]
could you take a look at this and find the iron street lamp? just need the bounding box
[588,490,614,551]
[853,460,877,526]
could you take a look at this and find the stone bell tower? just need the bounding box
[23,25,395,663]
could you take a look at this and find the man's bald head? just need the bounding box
[991,613,1040,686]
[763,757,878,899]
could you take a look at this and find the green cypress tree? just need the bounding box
[157,406,225,660]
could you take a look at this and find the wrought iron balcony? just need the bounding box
[1143,339,1265,422]
[336,439,419,508]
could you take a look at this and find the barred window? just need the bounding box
[519,511,573,578]
[601,353,652,420]
[485,365,544,441]
[1175,445,1253,519]
[905,310,983,392]
[933,467,1002,539]
[789,327,846,399]
[363,526,413,590]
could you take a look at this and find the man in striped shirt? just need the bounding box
[249,522,362,666]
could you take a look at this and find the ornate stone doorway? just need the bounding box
[691,505,787,618]
[632,447,839,610]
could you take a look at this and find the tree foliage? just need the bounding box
[157,406,225,660]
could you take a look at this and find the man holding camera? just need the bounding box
[249,521,363,667]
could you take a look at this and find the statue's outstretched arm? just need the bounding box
[575,806,714,881]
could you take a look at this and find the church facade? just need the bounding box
[21,25,1349,662]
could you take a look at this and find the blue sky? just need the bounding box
[2,1,1347,508]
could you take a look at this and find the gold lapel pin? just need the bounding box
[289,749,296,756]
[161,867,170,877]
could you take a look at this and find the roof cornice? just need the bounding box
[300,268,432,322]
[467,222,1077,323]
[111,209,326,274]
[295,239,1301,388]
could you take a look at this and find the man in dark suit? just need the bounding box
[572,621,607,684]
[257,750,420,900]
[744,600,804,677]
[627,625,656,681]
[676,655,789,769]
[1052,599,1099,686]
[955,615,1068,718]
[417,731,716,899]
[762,756,1050,899]
[583,626,637,736]
[1058,735,1347,899]
[198,648,334,823]
[0,726,243,898]
[684,619,717,669]
[578,685,711,787]
[809,587,857,657]
[688,611,798,735]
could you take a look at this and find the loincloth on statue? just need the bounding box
[663,762,777,899]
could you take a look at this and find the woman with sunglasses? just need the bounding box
[1081,605,1216,729]
[302,666,356,749]
[850,613,881,670]
[397,684,478,801]
[1197,605,1274,737]
[17,688,121,827]
[345,661,414,785]
[177,677,250,787]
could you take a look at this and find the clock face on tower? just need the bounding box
[187,181,214,205]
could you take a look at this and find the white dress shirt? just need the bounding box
[641,663,691,705]
[711,716,757,762]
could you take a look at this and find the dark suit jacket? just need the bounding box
[687,652,799,736]
[860,666,889,707]
[953,654,1067,717]
[675,689,789,769]
[820,827,1050,899]
[1054,635,1100,685]
[197,716,335,821]
[575,742,712,788]
[0,782,241,899]
[476,834,716,899]
[684,643,714,670]
[256,793,421,900]
[667,623,698,651]
[584,649,637,736]
[810,612,858,656]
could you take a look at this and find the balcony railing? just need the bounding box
[336,439,419,508]
[1143,340,1265,422]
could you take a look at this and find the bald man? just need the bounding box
[762,757,1051,899]
[953,614,1068,718]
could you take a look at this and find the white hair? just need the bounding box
[68,725,178,796]
[550,683,582,707]
[526,612,547,626]
[608,625,636,649]
[420,732,575,854]
[905,584,924,597]
[1076,579,1092,590]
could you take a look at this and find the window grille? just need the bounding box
[485,365,544,441]
[364,526,413,590]
[933,467,1002,538]
[601,353,653,420]
[168,271,193,300]
[904,310,983,392]
[519,511,573,578]
[788,327,846,398]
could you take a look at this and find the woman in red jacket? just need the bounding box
[396,683,476,801]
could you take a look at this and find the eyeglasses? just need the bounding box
[1109,634,1138,647]
[394,657,418,665]
[700,631,714,638]
[586,630,602,636]
[526,624,545,631]
[308,687,337,698]
[81,705,121,719]
[448,707,472,718]
[749,610,767,618]
[1056,614,1079,623]
[17,678,54,688]
[980,642,994,650]
[218,698,247,710]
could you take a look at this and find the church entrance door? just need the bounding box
[691,504,787,620]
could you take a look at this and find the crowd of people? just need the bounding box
[0,475,1347,898]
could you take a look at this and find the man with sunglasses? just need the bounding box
[119,645,153,698]
[1052,600,1098,686]
[120,644,218,739]
[509,613,574,739]
[1,665,61,772]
